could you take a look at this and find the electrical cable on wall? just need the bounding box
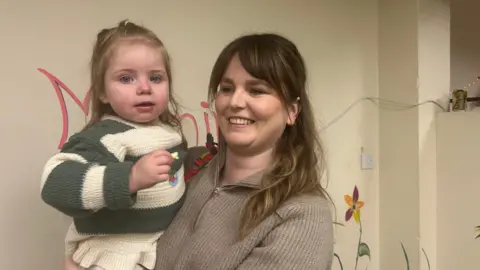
[319,96,447,132]
[461,76,480,91]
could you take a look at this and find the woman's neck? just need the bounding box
[221,147,273,185]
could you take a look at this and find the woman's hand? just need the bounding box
[129,149,174,193]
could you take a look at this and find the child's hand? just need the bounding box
[129,150,174,192]
[64,256,77,270]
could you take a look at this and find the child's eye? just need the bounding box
[150,75,163,83]
[218,86,233,93]
[119,75,134,84]
[250,89,265,95]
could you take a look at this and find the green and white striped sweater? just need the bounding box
[40,115,187,270]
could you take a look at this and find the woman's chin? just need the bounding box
[224,135,254,149]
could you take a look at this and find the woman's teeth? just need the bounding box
[229,117,254,125]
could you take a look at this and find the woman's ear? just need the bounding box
[286,102,300,126]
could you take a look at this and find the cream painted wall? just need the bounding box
[436,112,480,270]
[378,0,422,268]
[0,0,380,269]
[418,1,450,270]
[379,0,450,270]
[451,0,480,98]
[433,0,480,269]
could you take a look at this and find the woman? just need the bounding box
[154,33,334,270]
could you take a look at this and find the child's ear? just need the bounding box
[99,94,109,104]
[286,102,300,126]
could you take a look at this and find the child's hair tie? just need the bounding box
[124,20,130,26]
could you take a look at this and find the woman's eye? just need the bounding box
[119,75,134,84]
[150,75,163,83]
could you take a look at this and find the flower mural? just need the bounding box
[333,185,371,270]
[400,243,431,270]
[333,185,432,270]
[345,186,365,224]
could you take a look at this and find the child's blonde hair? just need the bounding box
[84,19,183,139]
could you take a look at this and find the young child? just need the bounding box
[40,19,187,270]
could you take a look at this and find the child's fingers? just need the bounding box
[156,173,170,182]
[150,149,170,156]
[64,256,78,270]
[150,151,174,164]
[155,165,172,176]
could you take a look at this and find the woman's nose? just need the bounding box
[229,88,247,108]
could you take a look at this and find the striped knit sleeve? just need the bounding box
[236,198,334,270]
[40,136,136,217]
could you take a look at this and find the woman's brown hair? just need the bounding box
[208,33,330,239]
[83,19,184,138]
